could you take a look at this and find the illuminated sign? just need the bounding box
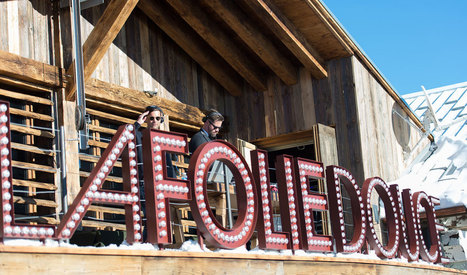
[0,101,445,263]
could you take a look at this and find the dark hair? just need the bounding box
[145,105,164,123]
[202,109,224,123]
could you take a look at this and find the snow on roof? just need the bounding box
[402,81,467,139]
[391,82,467,209]
[391,135,466,208]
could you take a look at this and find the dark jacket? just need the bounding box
[189,129,213,154]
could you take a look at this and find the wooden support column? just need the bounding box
[165,0,267,91]
[201,0,298,85]
[65,0,139,101]
[63,99,81,205]
[170,206,185,246]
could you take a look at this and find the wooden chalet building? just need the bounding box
[1,2,454,274]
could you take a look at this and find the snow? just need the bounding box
[460,231,467,257]
[391,135,467,209]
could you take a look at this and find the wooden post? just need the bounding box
[62,100,80,206]
[170,206,185,246]
[313,123,339,236]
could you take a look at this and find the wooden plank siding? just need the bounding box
[0,1,53,65]
[351,57,428,181]
[313,57,428,184]
[313,57,366,183]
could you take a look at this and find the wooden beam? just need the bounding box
[240,0,327,79]
[9,108,54,122]
[12,160,57,173]
[164,0,267,91]
[202,0,298,85]
[0,75,53,93]
[86,108,135,125]
[137,0,245,96]
[0,88,53,106]
[10,124,55,139]
[251,129,315,150]
[13,179,57,190]
[88,205,125,215]
[13,196,58,208]
[85,78,205,126]
[420,205,467,219]
[11,142,55,156]
[88,139,114,149]
[80,171,123,183]
[79,153,123,168]
[0,50,62,87]
[88,124,118,135]
[304,0,354,54]
[81,220,126,230]
[65,0,139,101]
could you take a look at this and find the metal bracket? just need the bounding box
[76,106,90,150]
[144,90,158,97]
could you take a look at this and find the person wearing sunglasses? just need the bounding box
[189,109,224,154]
[134,105,176,241]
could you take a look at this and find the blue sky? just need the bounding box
[321,1,467,95]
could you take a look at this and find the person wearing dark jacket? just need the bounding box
[134,105,175,242]
[189,109,224,154]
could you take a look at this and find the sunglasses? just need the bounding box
[208,119,222,130]
[149,116,162,121]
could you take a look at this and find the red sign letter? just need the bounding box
[413,192,443,263]
[142,129,190,244]
[295,158,332,252]
[188,141,257,249]
[251,150,290,250]
[56,124,142,242]
[362,178,400,258]
[325,165,366,253]
[0,102,55,240]
[276,155,303,250]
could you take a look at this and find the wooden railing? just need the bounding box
[0,84,60,226]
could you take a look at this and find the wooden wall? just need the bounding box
[313,57,366,183]
[312,56,428,184]
[0,1,53,65]
[77,2,319,144]
[352,56,428,181]
[0,1,319,144]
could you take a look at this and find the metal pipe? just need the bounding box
[59,125,68,233]
[223,163,233,228]
[71,0,88,150]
